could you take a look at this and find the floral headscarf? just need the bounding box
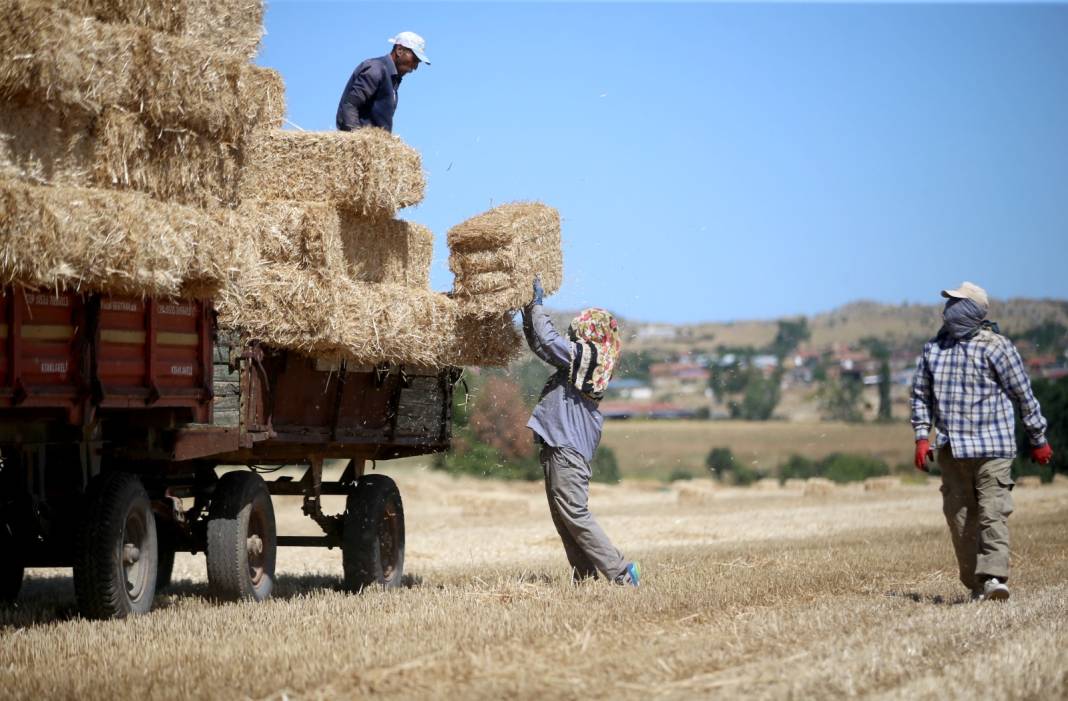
[566,308,621,401]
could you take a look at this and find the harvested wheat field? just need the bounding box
[3,466,1066,700]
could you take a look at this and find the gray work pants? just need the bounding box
[540,444,627,582]
[937,445,1015,589]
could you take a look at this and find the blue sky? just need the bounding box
[259,1,1068,324]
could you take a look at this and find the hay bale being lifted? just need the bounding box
[63,0,265,59]
[0,1,284,141]
[0,178,242,298]
[239,129,425,217]
[447,202,562,316]
[338,211,433,288]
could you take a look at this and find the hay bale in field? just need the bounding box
[676,481,717,506]
[62,1,263,59]
[0,2,283,140]
[1016,476,1042,488]
[0,178,241,297]
[752,477,781,491]
[863,476,900,492]
[239,129,424,216]
[803,478,836,497]
[782,478,807,491]
[338,210,432,288]
[447,202,563,316]
[237,201,346,274]
[0,105,242,206]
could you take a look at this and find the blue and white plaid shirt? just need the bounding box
[911,329,1048,459]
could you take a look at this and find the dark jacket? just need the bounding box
[335,54,401,132]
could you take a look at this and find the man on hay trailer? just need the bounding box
[336,31,430,133]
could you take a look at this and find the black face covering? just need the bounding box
[941,297,986,341]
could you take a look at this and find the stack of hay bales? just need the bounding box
[0,0,563,369]
[0,0,280,298]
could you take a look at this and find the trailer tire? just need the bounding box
[155,516,176,591]
[206,471,276,602]
[343,474,405,592]
[0,532,23,604]
[73,472,158,619]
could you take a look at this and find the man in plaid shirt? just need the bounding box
[911,281,1053,602]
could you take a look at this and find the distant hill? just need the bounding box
[615,298,1068,354]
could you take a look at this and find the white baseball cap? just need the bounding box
[941,281,989,312]
[389,31,430,65]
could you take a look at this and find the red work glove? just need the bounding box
[914,439,931,472]
[1031,443,1053,465]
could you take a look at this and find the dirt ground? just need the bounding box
[3,465,1067,700]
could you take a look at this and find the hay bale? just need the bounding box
[752,477,781,491]
[0,105,242,206]
[216,264,462,367]
[863,476,900,492]
[338,211,432,288]
[140,28,283,140]
[447,202,563,316]
[63,0,264,58]
[782,478,807,491]
[95,107,242,206]
[0,178,240,297]
[236,201,346,274]
[448,311,523,368]
[0,104,95,185]
[675,481,717,506]
[803,477,836,497]
[239,129,425,216]
[0,2,283,140]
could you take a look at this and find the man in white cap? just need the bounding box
[336,32,430,133]
[911,281,1053,602]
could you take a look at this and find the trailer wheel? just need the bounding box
[155,516,176,591]
[206,471,276,602]
[343,474,405,592]
[0,531,23,604]
[73,472,158,619]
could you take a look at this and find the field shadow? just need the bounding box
[1,571,431,629]
[885,590,971,606]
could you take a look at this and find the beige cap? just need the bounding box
[941,281,989,312]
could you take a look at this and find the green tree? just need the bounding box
[591,446,621,484]
[705,447,735,479]
[1014,375,1068,482]
[876,359,892,422]
[734,368,781,421]
[767,317,810,359]
[817,374,865,422]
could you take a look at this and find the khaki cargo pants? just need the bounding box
[540,444,628,582]
[937,445,1015,589]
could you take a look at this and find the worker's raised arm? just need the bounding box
[337,62,383,131]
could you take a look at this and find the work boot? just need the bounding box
[979,577,1009,602]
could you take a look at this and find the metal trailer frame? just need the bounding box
[0,287,462,616]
